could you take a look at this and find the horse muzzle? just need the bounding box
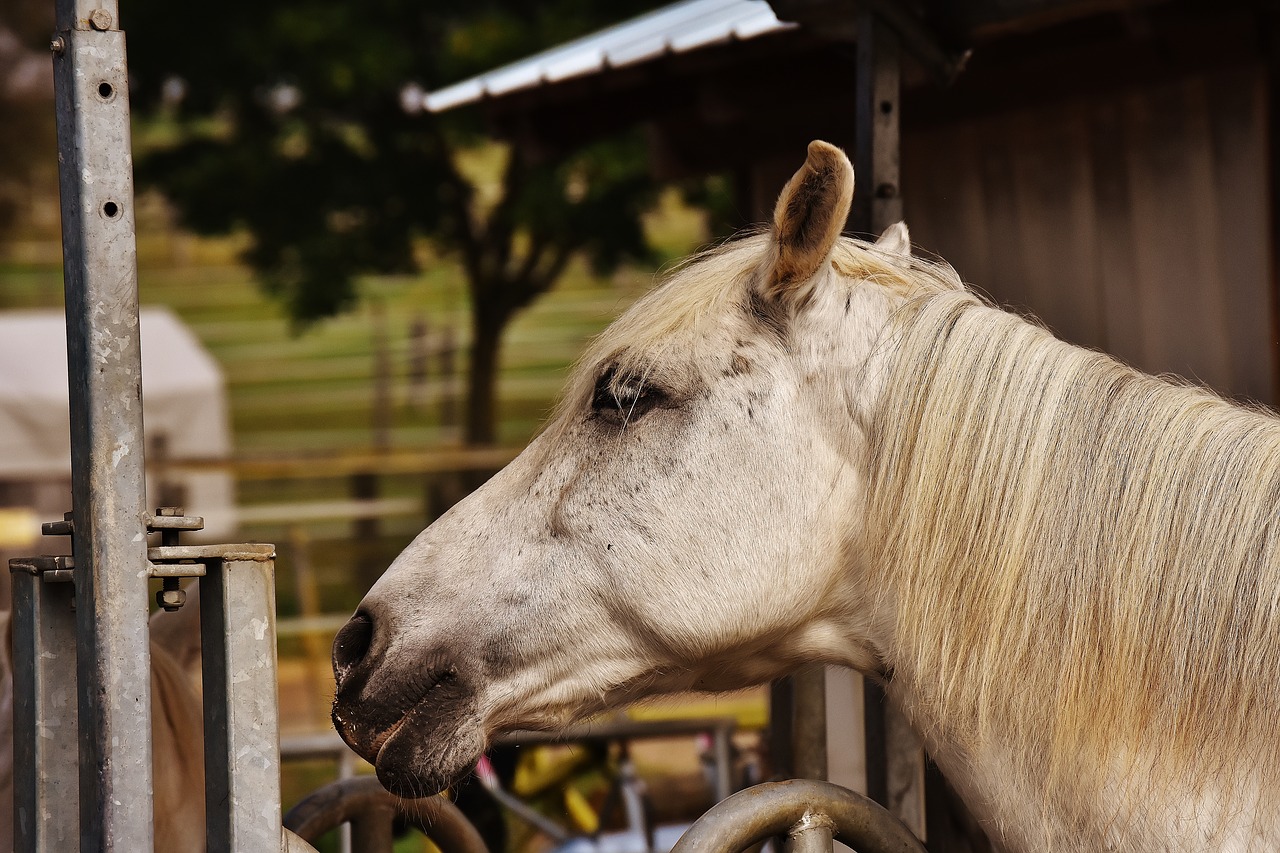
[330,610,485,796]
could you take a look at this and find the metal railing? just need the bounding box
[285,777,488,852]
[671,780,925,853]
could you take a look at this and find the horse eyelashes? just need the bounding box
[591,367,664,423]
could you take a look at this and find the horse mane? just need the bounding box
[867,287,1280,840]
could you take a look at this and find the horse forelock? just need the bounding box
[868,289,1280,843]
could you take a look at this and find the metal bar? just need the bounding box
[201,556,283,850]
[284,777,489,853]
[860,0,967,84]
[711,724,733,802]
[850,8,901,812]
[769,676,795,778]
[791,664,828,781]
[51,0,154,844]
[350,811,396,852]
[669,779,925,853]
[10,570,79,851]
[852,8,902,237]
[784,814,835,853]
[863,683,889,806]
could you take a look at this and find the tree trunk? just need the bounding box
[464,310,504,446]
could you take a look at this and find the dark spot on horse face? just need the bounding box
[499,589,531,609]
[548,513,571,539]
[724,352,752,377]
[483,632,517,668]
[748,289,788,342]
[748,291,788,340]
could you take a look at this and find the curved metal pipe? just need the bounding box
[284,776,489,853]
[670,779,925,853]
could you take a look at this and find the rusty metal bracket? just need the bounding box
[9,554,76,584]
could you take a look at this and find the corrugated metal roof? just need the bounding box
[419,0,793,113]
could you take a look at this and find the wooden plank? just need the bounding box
[1123,77,1233,388]
[166,446,521,480]
[1088,95,1143,364]
[1006,102,1103,348]
[902,122,993,287]
[1204,65,1275,405]
[974,114,1032,313]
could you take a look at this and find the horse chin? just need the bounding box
[331,672,486,798]
[371,702,486,798]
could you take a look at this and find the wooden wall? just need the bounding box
[901,64,1277,405]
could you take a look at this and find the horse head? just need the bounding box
[331,141,937,797]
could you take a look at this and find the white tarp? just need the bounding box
[0,306,235,540]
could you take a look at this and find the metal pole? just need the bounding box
[196,547,284,850]
[51,0,155,845]
[10,561,79,851]
[851,8,902,811]
[790,665,828,781]
[852,9,903,236]
[669,779,925,853]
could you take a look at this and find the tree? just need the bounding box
[0,1,57,255]
[124,0,665,445]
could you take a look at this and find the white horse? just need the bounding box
[331,141,1280,852]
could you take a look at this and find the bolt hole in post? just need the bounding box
[879,100,893,114]
[101,200,121,219]
[97,81,115,100]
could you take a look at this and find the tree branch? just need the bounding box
[426,124,484,287]
[480,150,526,281]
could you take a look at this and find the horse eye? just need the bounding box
[591,368,663,421]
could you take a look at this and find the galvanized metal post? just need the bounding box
[51,0,156,845]
[10,560,79,851]
[196,546,284,849]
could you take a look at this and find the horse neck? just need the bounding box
[864,290,1280,845]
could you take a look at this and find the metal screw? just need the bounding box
[50,36,65,55]
[156,507,184,547]
[88,8,112,31]
[156,584,187,612]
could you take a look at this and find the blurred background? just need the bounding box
[1,0,1276,850]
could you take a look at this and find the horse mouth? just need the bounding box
[332,666,484,797]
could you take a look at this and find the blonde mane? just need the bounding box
[867,288,1280,841]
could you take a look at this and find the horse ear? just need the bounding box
[767,140,855,296]
[875,221,912,257]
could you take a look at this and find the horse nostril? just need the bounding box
[333,612,375,683]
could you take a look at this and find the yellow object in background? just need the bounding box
[563,785,599,834]
[0,507,39,548]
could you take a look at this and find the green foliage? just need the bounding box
[124,0,663,324]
